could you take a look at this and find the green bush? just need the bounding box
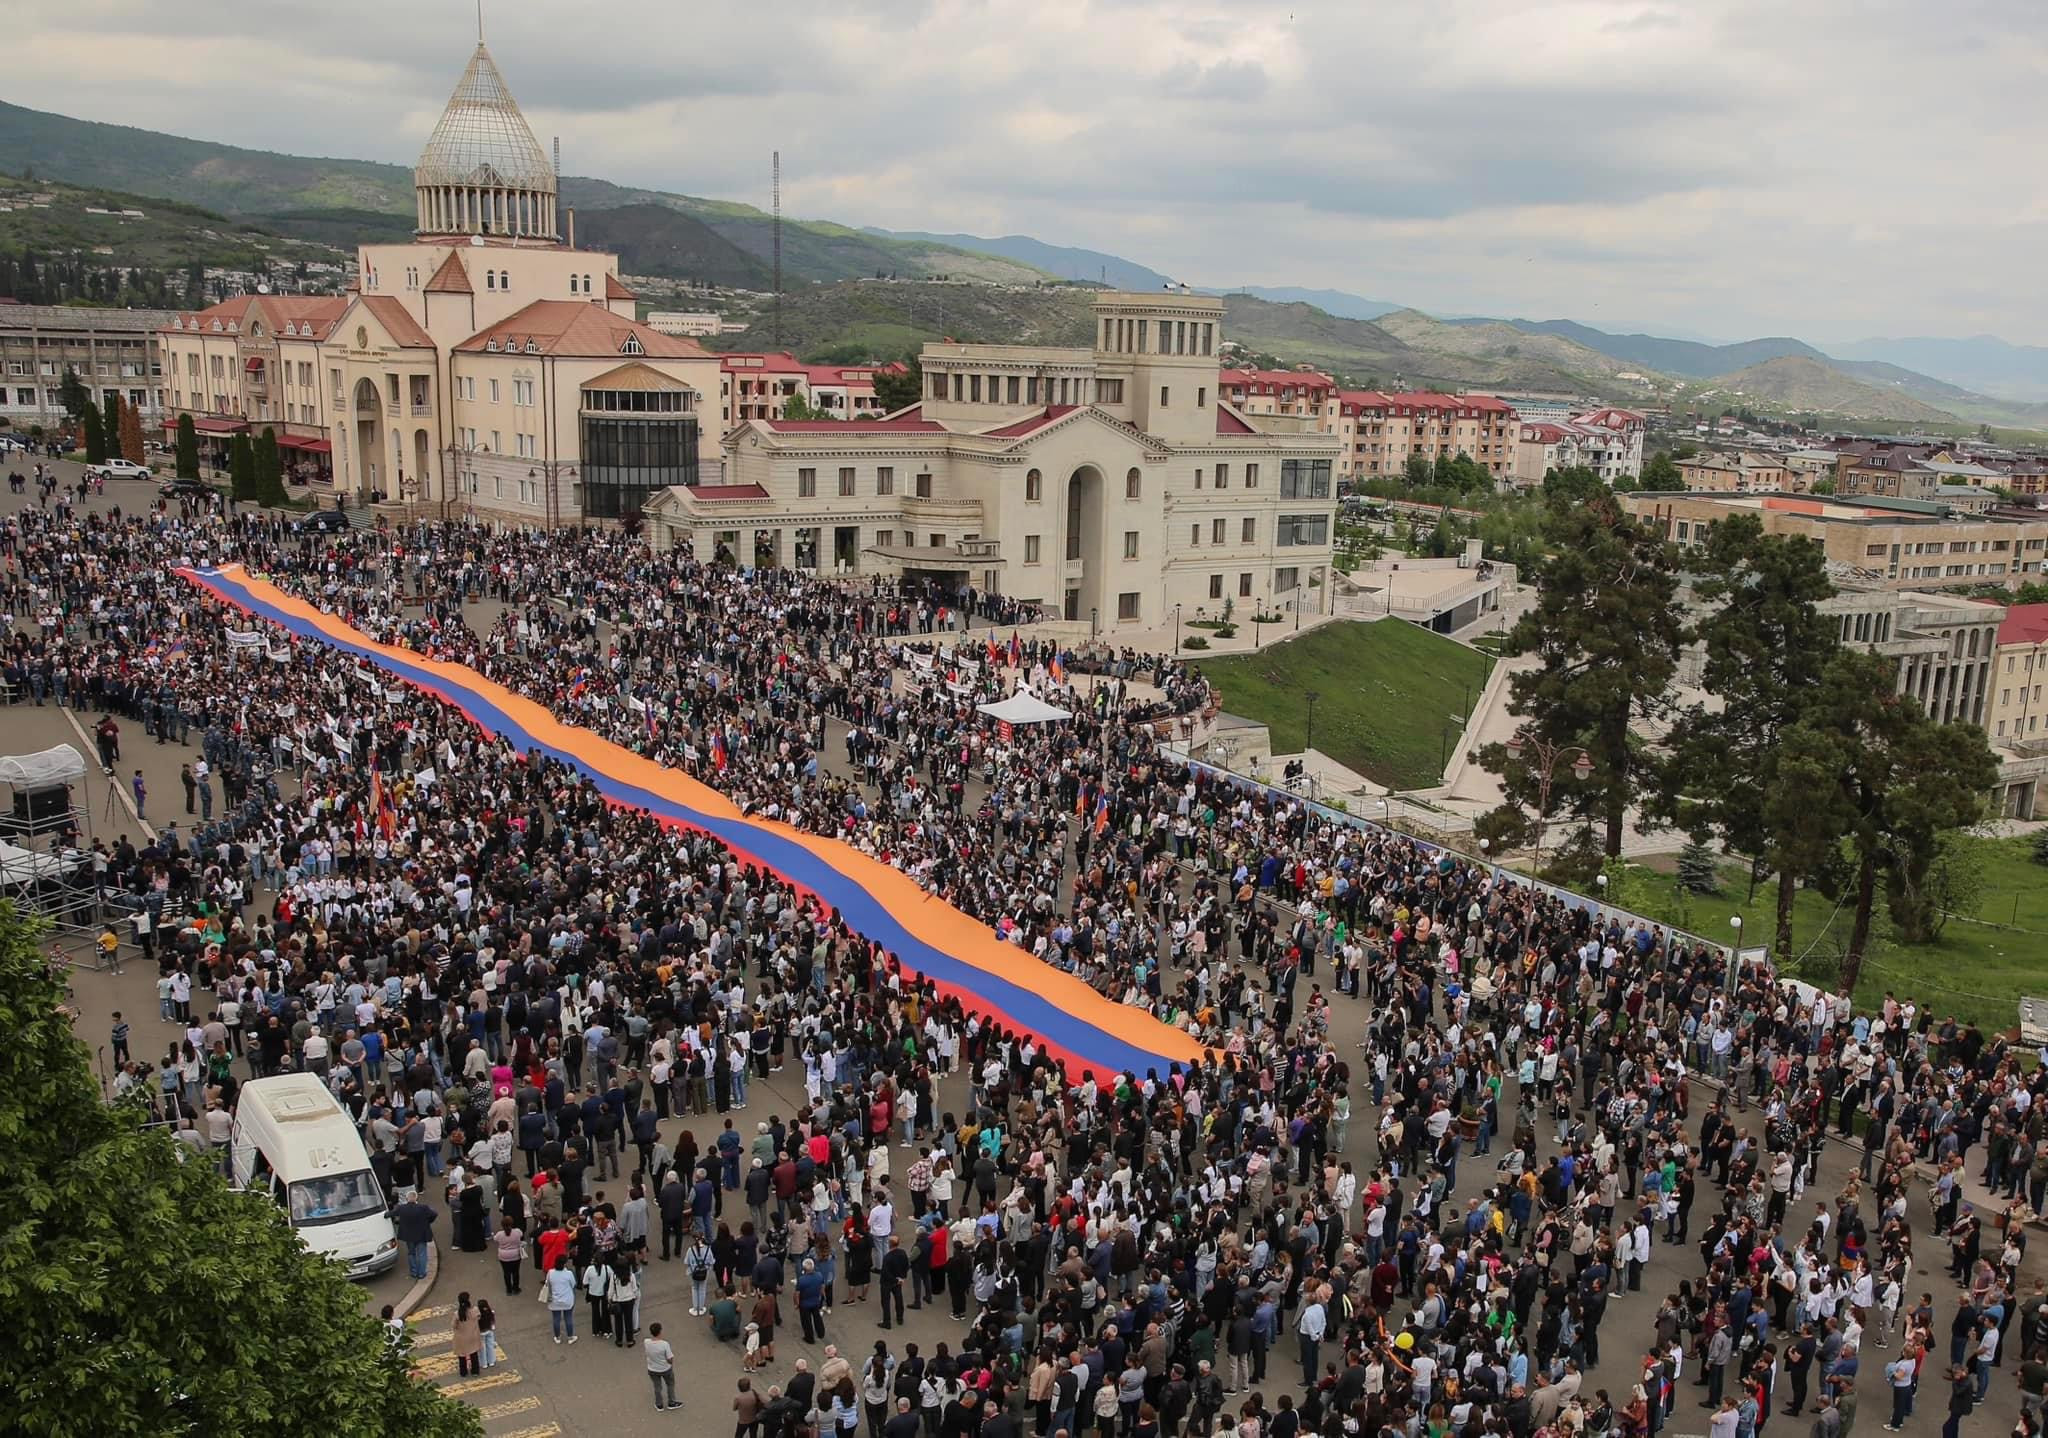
[1181,636,1209,650]
[2032,829,2048,868]
[1214,623,1238,638]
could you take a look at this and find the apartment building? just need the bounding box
[645,291,1341,634]
[1675,450,1795,493]
[0,304,175,430]
[719,352,890,428]
[1218,367,1337,418]
[1326,390,1518,482]
[1987,604,2048,746]
[1511,413,1651,488]
[1622,490,2048,591]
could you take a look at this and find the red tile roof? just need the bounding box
[984,404,1077,439]
[356,294,437,349]
[423,251,473,295]
[455,300,710,359]
[1998,603,2048,647]
[1215,408,1256,435]
[604,273,637,302]
[720,351,808,373]
[165,293,347,341]
[1575,406,1646,428]
[687,484,771,501]
[1219,367,1337,393]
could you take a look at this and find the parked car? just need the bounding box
[295,509,352,534]
[160,477,214,499]
[86,458,151,481]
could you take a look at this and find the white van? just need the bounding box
[230,1072,400,1279]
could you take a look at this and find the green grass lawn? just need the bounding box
[1598,833,2048,1032]
[1195,619,1494,790]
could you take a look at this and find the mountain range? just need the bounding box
[2,97,2045,431]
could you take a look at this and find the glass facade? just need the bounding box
[580,413,699,519]
[1279,458,1332,499]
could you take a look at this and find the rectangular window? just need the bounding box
[1125,471,1140,500]
[1027,377,1040,404]
[798,467,816,498]
[1276,514,1330,547]
[1006,375,1020,405]
[1025,535,1041,563]
[1197,386,1207,408]
[1239,573,1253,597]
[1242,517,1256,543]
[1213,517,1226,545]
[1275,566,1300,591]
[1245,463,1259,488]
[490,378,500,403]
[1025,471,1041,502]
[969,374,982,403]
[1195,468,1204,489]
[1096,379,1123,404]
[1191,524,1202,547]
[1118,592,1140,621]
[928,371,947,400]
[915,473,933,499]
[1279,458,1333,499]
[877,467,894,496]
[1124,531,1140,559]
[1209,574,1224,600]
[1215,463,1228,489]
[838,467,856,497]
[1159,385,1170,408]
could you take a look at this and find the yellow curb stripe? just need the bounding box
[438,1371,523,1399]
[480,1395,543,1420]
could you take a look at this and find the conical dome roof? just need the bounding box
[415,44,555,191]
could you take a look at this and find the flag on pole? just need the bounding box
[1008,632,1023,669]
[1093,792,1111,835]
[710,731,729,770]
[1048,651,1065,685]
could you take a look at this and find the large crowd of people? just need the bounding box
[3,485,2045,1438]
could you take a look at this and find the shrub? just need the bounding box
[1214,623,1238,638]
[1181,636,1209,650]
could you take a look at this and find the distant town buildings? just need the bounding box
[646,310,748,337]
[0,303,174,430]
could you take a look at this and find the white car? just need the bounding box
[86,459,151,481]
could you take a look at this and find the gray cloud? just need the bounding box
[3,0,2041,341]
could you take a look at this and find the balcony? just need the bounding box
[899,493,982,525]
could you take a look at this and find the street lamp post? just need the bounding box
[1174,602,1182,654]
[1090,606,1098,641]
[1505,729,1594,876]
[1728,915,1744,993]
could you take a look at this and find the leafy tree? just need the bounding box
[1477,484,1684,857]
[871,357,922,413]
[57,367,91,422]
[175,412,200,479]
[1652,515,1837,958]
[102,392,122,456]
[254,427,287,505]
[1809,477,1835,495]
[229,430,257,502]
[1639,451,1683,491]
[118,399,145,465]
[1879,720,1999,944]
[1540,464,1605,506]
[80,406,106,464]
[1402,453,1434,487]
[0,903,482,1437]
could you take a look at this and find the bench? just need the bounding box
[2020,996,2048,1047]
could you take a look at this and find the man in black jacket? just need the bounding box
[880,1234,911,1328]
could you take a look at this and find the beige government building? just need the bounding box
[649,295,1342,629]
[158,42,718,524]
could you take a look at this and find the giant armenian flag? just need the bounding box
[178,565,1208,1081]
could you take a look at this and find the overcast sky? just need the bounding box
[10,0,2043,343]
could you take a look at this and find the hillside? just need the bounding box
[0,173,344,275]
[1830,334,2048,403]
[1695,356,1958,423]
[1497,318,1821,378]
[706,280,1097,362]
[864,228,1168,289]
[569,203,772,288]
[1218,286,1402,321]
[1375,309,1644,385]
[0,100,1048,287]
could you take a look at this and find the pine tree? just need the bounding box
[101,392,121,455]
[1676,841,1721,895]
[80,407,106,465]
[253,427,287,505]
[229,431,257,502]
[118,400,145,465]
[175,413,200,479]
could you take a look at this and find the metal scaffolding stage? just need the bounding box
[0,744,106,946]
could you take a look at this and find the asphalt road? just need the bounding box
[5,470,2035,1438]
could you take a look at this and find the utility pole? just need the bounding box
[772,151,782,350]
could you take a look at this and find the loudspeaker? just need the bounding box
[11,785,69,824]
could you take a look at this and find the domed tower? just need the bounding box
[414,43,559,242]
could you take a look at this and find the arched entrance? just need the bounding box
[1063,463,1105,625]
[352,378,384,498]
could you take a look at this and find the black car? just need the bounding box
[295,509,352,534]
[159,477,215,500]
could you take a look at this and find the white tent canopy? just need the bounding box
[975,692,1072,726]
[0,745,86,789]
